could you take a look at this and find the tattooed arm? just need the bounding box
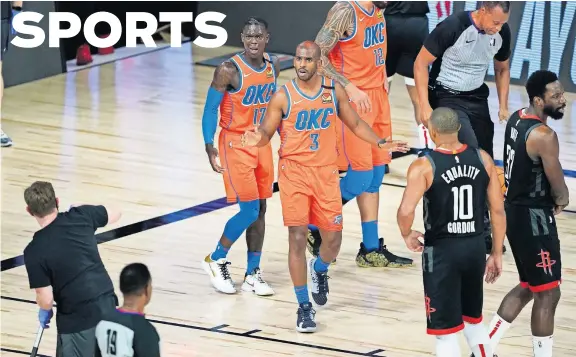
[315,2,354,86]
[315,2,372,114]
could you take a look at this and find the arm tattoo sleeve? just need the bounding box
[315,2,354,87]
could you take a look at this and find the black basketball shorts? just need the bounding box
[384,15,428,81]
[1,19,9,60]
[422,236,486,335]
[505,203,562,292]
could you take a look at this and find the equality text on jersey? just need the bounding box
[441,164,481,184]
[241,83,276,106]
[294,107,335,132]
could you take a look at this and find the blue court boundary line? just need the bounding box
[2,148,574,272]
[0,296,388,357]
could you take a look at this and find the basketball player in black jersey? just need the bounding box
[486,70,568,357]
[397,107,506,357]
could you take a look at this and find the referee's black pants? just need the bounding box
[429,83,494,157]
[429,83,494,246]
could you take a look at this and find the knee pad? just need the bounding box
[365,165,386,193]
[238,199,260,224]
[339,167,373,200]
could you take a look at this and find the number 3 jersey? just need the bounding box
[95,309,161,357]
[503,109,554,208]
[277,76,339,167]
[422,145,490,243]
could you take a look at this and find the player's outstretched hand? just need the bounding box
[403,230,424,252]
[380,137,410,153]
[205,144,224,173]
[485,253,503,284]
[241,127,262,148]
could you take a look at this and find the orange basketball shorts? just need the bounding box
[218,130,274,203]
[336,87,392,171]
[278,159,343,232]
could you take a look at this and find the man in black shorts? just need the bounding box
[486,70,568,357]
[397,107,505,357]
[414,1,512,252]
[384,1,432,149]
[95,263,161,357]
[23,181,123,357]
[0,1,21,147]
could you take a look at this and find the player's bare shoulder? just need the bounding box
[527,123,558,158]
[317,1,355,48]
[211,60,240,91]
[270,84,289,108]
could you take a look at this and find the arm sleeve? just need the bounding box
[75,205,109,229]
[494,23,511,62]
[201,87,225,145]
[422,16,460,59]
[24,250,51,289]
[133,322,161,357]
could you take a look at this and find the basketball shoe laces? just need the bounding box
[298,304,316,322]
[316,272,330,295]
[253,268,266,283]
[218,261,232,280]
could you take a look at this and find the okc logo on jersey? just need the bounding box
[294,108,334,131]
[363,22,385,49]
[241,83,276,106]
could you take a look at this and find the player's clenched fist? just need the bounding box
[205,144,224,173]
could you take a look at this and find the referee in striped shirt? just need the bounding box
[414,1,511,252]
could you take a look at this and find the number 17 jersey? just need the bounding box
[422,146,489,244]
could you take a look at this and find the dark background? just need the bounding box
[3,1,576,92]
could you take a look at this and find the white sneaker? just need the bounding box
[201,255,236,294]
[1,130,13,147]
[241,268,274,296]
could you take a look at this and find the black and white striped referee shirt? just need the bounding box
[425,11,511,92]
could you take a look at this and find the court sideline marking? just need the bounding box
[0,295,388,357]
[2,149,575,272]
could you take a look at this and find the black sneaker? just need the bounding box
[308,258,330,306]
[296,302,317,333]
[356,238,414,268]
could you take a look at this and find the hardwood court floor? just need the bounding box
[1,44,575,356]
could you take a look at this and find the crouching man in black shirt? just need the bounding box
[96,263,161,357]
[23,181,122,357]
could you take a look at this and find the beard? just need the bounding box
[544,104,565,120]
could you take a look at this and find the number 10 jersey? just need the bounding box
[422,145,490,244]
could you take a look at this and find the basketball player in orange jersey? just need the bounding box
[241,41,409,332]
[201,18,279,297]
[309,1,414,268]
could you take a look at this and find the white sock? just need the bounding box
[417,124,435,149]
[464,321,492,357]
[435,334,461,357]
[533,335,553,357]
[488,314,511,352]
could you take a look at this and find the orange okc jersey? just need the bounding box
[328,1,387,89]
[278,77,339,166]
[219,53,277,133]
